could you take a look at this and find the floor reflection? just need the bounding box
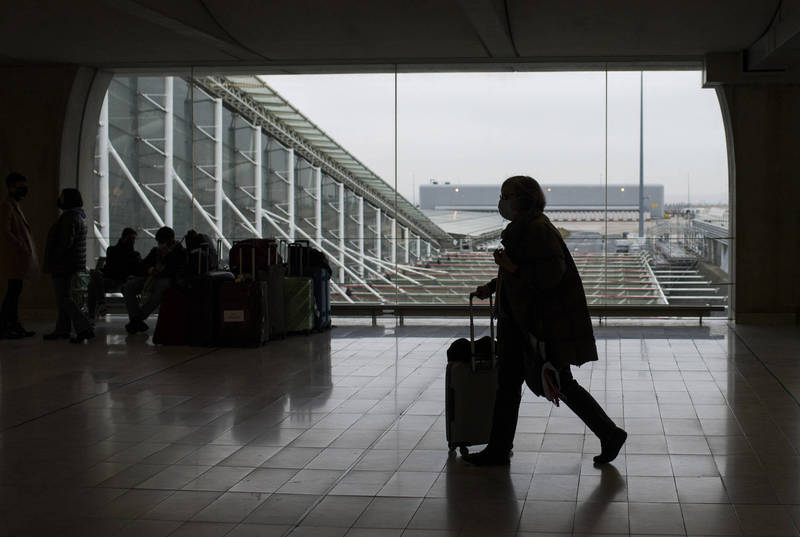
[0,318,798,535]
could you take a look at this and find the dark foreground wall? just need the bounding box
[0,65,109,317]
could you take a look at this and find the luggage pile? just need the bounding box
[153,238,332,347]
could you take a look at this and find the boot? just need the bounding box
[562,381,627,464]
[461,447,512,466]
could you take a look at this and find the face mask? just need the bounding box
[12,185,28,200]
[498,199,515,220]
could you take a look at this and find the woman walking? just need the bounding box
[463,176,626,466]
[43,188,94,343]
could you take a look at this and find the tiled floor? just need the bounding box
[1,317,800,536]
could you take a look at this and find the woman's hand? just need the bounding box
[473,284,491,300]
[493,248,518,274]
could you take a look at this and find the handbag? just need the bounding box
[523,333,562,404]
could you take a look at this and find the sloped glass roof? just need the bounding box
[199,75,450,244]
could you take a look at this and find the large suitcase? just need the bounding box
[309,266,331,331]
[185,244,234,346]
[446,293,498,455]
[287,240,310,277]
[229,238,281,275]
[153,287,189,345]
[284,276,314,334]
[266,264,287,339]
[217,247,269,347]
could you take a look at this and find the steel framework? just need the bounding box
[92,75,446,303]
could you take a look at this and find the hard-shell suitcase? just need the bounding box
[284,276,314,334]
[153,287,189,345]
[309,266,331,331]
[446,293,498,455]
[229,238,281,275]
[287,240,310,277]
[186,244,234,347]
[217,247,269,347]
[266,263,287,339]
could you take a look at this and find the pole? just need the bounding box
[358,196,365,277]
[98,93,110,255]
[164,76,174,227]
[338,182,345,284]
[287,148,295,241]
[254,127,263,236]
[315,166,322,245]
[638,71,644,237]
[214,97,223,241]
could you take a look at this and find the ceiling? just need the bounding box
[0,1,787,72]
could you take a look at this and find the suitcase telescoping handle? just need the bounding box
[237,244,257,280]
[198,243,210,275]
[289,242,305,276]
[468,292,496,371]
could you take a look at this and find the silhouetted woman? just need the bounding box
[464,176,626,466]
[43,188,93,343]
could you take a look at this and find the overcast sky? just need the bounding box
[261,71,728,205]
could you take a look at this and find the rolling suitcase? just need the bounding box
[185,245,235,347]
[217,246,269,347]
[309,266,331,331]
[284,276,314,334]
[153,287,189,345]
[287,240,310,277]
[266,263,287,339]
[446,293,498,455]
[229,238,281,275]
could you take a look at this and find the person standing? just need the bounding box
[42,188,94,344]
[464,176,626,466]
[87,227,141,321]
[0,173,38,339]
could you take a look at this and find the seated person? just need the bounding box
[184,229,218,275]
[123,226,187,333]
[87,227,141,320]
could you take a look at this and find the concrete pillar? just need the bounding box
[716,84,800,323]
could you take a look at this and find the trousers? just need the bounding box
[51,274,91,335]
[123,276,172,321]
[1,279,23,329]
[489,316,619,453]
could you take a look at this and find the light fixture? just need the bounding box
[620,187,625,192]
[547,187,551,192]
[454,188,459,193]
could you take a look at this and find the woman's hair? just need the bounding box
[504,175,546,212]
[60,188,83,209]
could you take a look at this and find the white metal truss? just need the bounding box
[375,207,382,270]
[338,182,346,284]
[95,75,448,305]
[358,196,365,278]
[164,76,174,227]
[94,94,110,254]
[214,97,223,237]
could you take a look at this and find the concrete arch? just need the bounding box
[713,84,800,324]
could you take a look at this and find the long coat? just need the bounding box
[491,209,598,369]
[43,209,87,276]
[0,197,38,280]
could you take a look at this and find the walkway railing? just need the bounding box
[331,303,726,326]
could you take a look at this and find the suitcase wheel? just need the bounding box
[459,446,469,456]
